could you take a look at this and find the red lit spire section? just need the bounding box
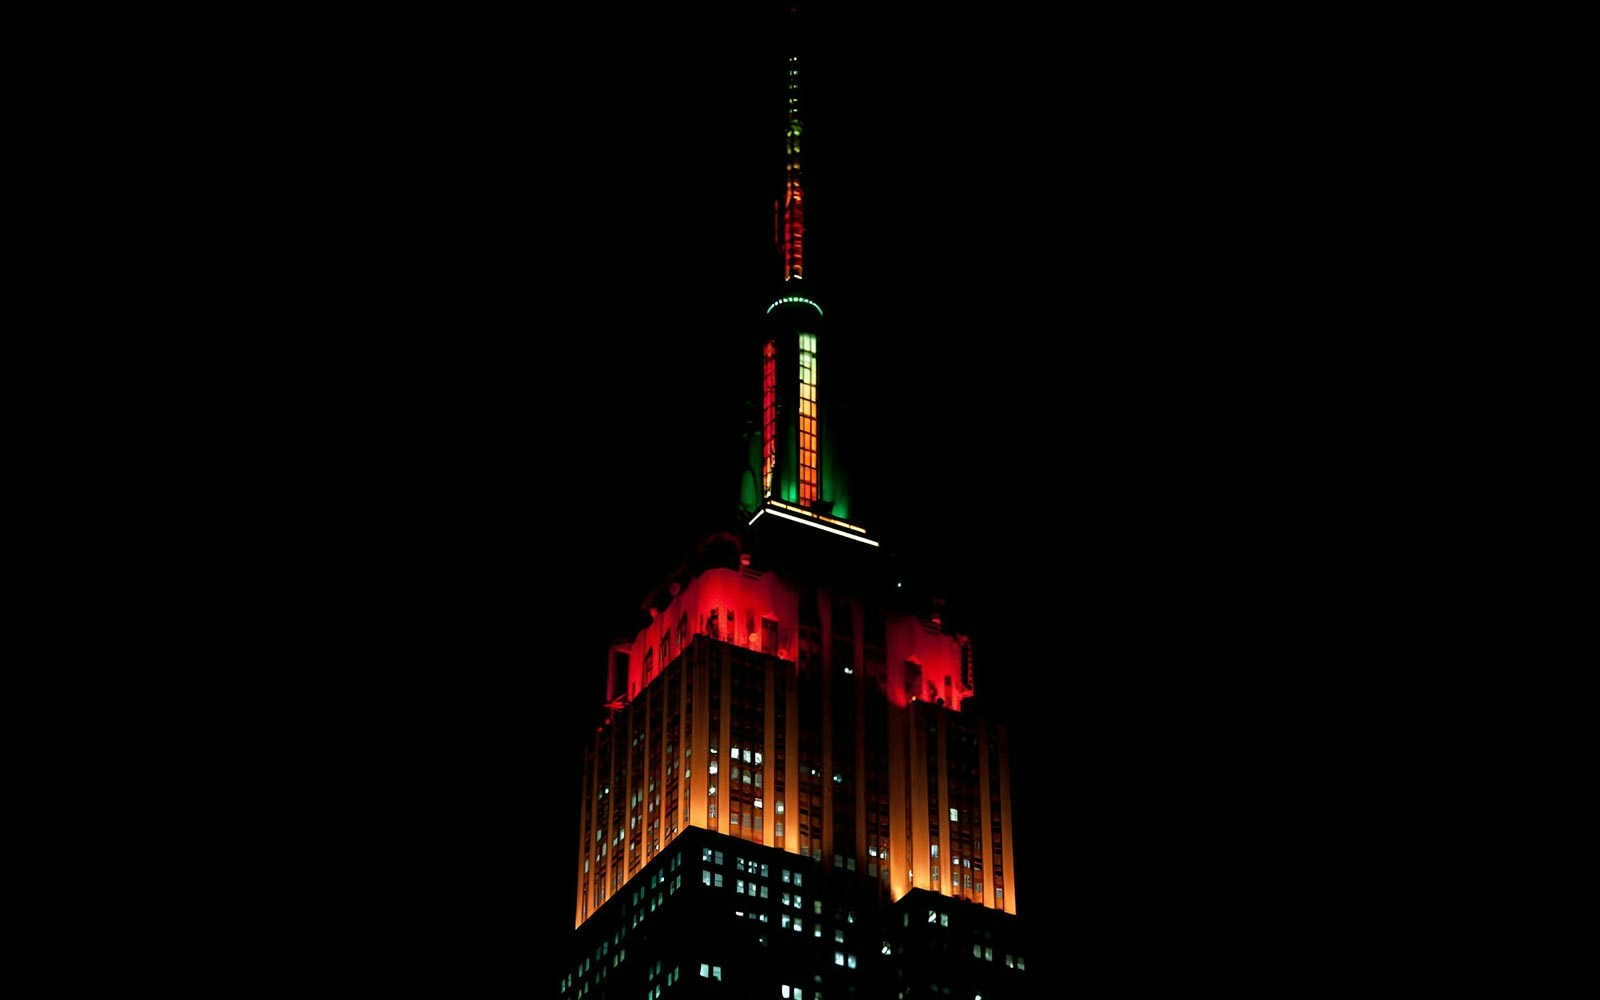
[780,55,805,281]
[762,340,776,497]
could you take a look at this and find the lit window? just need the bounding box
[984,947,993,961]
[702,871,711,885]
[1017,957,1026,970]
[761,343,777,493]
[834,952,845,967]
[755,751,763,765]
[847,954,857,969]
[950,807,959,822]
[836,929,845,943]
[940,914,949,927]
[797,332,818,504]
[743,748,752,763]
[699,964,709,978]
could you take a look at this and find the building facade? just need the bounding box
[574,556,1020,929]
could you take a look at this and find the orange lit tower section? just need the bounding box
[571,537,1019,928]
[749,297,848,532]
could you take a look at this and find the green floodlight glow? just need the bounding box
[766,296,823,317]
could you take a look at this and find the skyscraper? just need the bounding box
[559,9,1028,998]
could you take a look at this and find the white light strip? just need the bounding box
[765,498,868,532]
[748,508,765,526]
[763,507,880,546]
[766,296,824,317]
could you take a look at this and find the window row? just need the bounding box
[969,944,1025,969]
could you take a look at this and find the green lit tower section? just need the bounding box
[739,19,875,549]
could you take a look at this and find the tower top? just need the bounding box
[739,5,873,548]
[776,3,808,284]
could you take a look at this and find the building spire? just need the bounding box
[778,9,805,282]
[741,4,871,545]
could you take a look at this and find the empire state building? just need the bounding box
[559,9,1027,998]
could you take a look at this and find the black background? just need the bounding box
[219,2,1364,990]
[522,3,1076,968]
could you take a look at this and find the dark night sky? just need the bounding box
[519,2,1075,968]
[299,5,1326,989]
[127,0,1426,992]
